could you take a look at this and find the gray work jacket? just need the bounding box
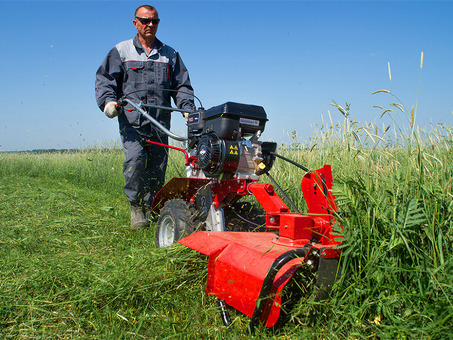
[95,35,194,138]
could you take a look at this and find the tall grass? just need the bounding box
[278,82,453,338]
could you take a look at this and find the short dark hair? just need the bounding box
[135,5,158,17]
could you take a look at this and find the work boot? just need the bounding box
[130,204,148,230]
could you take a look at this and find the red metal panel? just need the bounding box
[278,213,314,240]
[210,179,250,208]
[301,165,340,245]
[301,165,338,217]
[179,231,304,327]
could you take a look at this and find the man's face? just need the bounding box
[133,8,159,41]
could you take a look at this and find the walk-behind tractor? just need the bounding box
[119,97,342,330]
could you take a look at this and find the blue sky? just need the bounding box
[1,0,452,151]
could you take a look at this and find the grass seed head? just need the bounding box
[388,61,392,81]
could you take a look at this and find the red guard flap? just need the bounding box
[178,231,278,256]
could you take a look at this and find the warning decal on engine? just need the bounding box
[239,118,259,126]
[229,145,238,155]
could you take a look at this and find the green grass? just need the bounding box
[0,170,222,339]
[1,112,452,338]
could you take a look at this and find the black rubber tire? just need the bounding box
[155,199,195,248]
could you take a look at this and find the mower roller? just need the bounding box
[119,97,342,329]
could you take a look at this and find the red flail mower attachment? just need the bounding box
[137,101,343,330]
[178,165,341,329]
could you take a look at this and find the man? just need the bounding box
[95,5,195,229]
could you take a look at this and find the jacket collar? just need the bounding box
[133,34,163,56]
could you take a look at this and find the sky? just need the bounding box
[1,0,452,151]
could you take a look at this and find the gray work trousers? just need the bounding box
[120,125,168,207]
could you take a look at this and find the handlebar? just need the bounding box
[118,99,194,142]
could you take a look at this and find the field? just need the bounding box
[1,106,452,339]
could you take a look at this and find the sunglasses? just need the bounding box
[135,16,160,25]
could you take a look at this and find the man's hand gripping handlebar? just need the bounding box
[103,101,119,118]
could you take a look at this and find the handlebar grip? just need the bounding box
[116,99,126,108]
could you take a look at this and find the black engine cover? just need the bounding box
[202,102,268,139]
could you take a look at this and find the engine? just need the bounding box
[187,102,276,179]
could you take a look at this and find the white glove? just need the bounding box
[104,101,119,118]
[184,112,190,125]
